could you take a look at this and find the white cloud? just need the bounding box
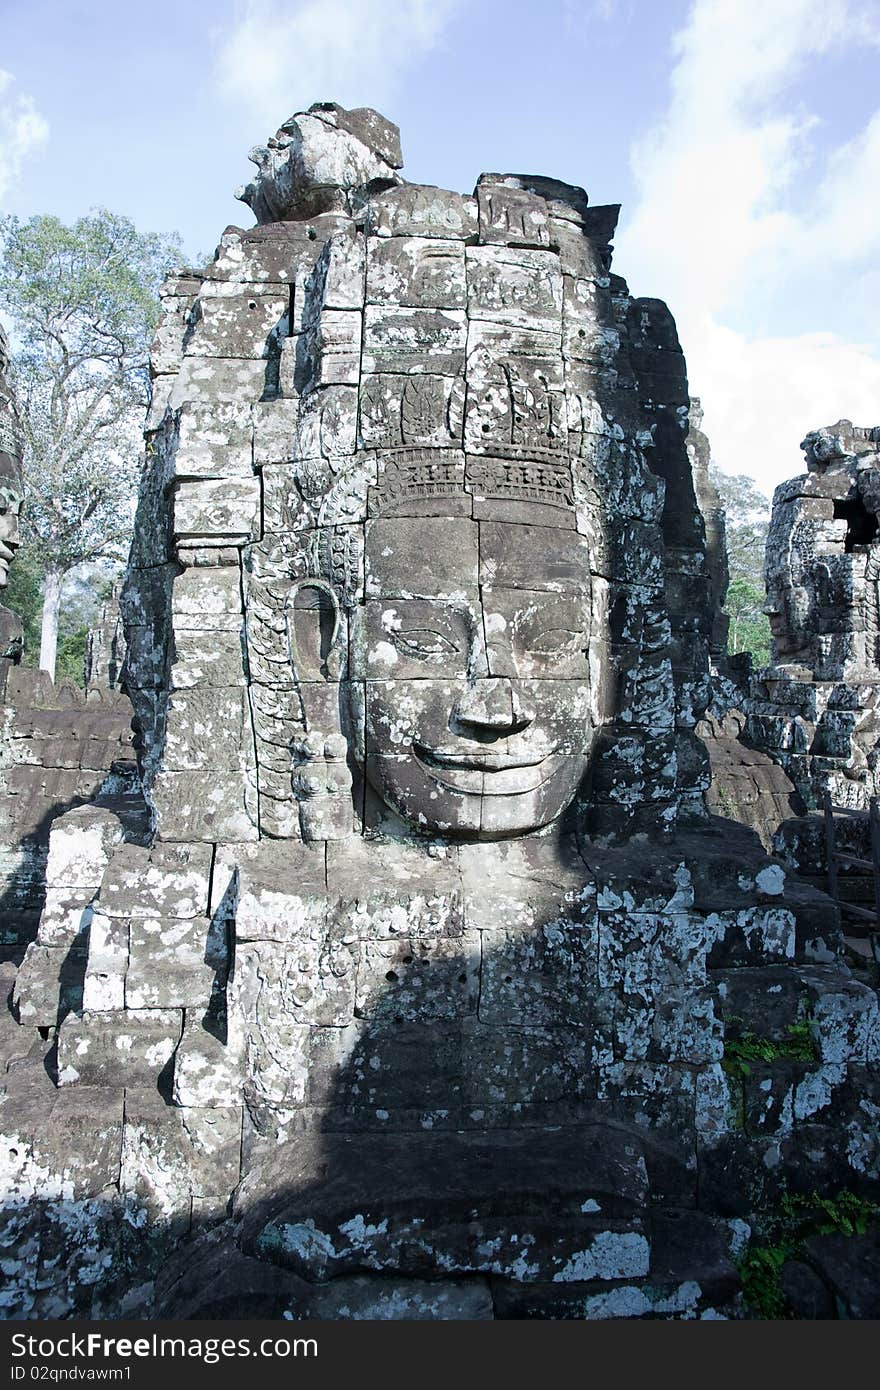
[0,71,49,206]
[215,0,462,133]
[806,110,880,263]
[616,0,880,493]
[690,318,880,493]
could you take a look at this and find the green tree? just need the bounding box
[3,540,43,659]
[4,542,119,684]
[55,625,89,685]
[710,465,773,666]
[726,576,771,666]
[0,209,181,679]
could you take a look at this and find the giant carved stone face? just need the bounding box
[763,566,810,662]
[345,510,600,838]
[764,491,859,668]
[0,486,23,589]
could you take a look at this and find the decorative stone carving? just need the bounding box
[740,421,880,810]
[236,102,403,224]
[2,109,879,1324]
[84,585,127,690]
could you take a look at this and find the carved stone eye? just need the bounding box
[392,627,459,659]
[527,628,579,656]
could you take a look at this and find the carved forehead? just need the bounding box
[363,515,592,599]
[478,522,591,590]
[365,516,479,597]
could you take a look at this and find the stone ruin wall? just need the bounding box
[1,105,879,1320]
[0,666,138,961]
[752,421,880,813]
[700,420,880,908]
[700,420,880,866]
[0,331,136,967]
[689,402,806,848]
[687,411,880,854]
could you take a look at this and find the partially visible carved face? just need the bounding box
[763,534,805,656]
[763,491,862,665]
[801,429,846,468]
[345,511,601,838]
[0,485,22,589]
[763,581,810,659]
[237,111,402,223]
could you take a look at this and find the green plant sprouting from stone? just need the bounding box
[722,1019,817,1080]
[738,1190,879,1318]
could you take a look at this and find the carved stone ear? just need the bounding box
[285,579,342,681]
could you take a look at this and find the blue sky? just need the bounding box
[2,0,879,494]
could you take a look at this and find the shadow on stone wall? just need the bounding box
[3,809,880,1320]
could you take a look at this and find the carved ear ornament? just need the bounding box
[291,724,353,842]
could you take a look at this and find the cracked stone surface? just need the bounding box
[1,106,878,1322]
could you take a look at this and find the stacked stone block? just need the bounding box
[0,662,137,961]
[747,422,880,811]
[3,105,879,1320]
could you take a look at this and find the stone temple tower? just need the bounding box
[123,101,716,849]
[4,105,879,1321]
[749,421,880,810]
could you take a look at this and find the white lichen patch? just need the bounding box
[552,1231,649,1282]
[755,865,785,896]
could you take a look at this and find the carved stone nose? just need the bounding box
[453,678,534,733]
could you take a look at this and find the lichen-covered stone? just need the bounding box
[56,1009,181,1087]
[2,102,878,1324]
[713,420,880,820]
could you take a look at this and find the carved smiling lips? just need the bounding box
[412,741,567,796]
